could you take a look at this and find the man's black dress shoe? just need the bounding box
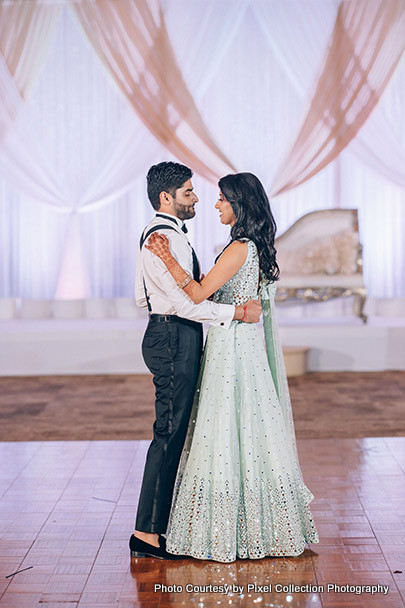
[129,534,179,560]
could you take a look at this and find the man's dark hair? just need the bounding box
[147,162,193,210]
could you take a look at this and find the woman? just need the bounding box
[145,172,319,562]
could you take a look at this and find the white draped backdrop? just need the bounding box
[0,0,404,303]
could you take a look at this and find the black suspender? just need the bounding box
[139,224,177,250]
[139,224,177,313]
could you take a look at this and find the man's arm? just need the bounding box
[135,252,148,308]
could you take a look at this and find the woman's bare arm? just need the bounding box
[145,233,248,304]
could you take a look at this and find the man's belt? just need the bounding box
[149,314,201,329]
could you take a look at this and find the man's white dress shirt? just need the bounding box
[135,213,234,328]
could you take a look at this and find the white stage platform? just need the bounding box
[0,303,404,376]
[278,316,405,372]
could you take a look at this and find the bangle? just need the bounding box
[241,304,247,322]
[177,273,192,289]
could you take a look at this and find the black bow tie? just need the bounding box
[156,213,187,233]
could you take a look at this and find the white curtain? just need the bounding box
[0,6,162,298]
[0,55,68,210]
[0,2,66,208]
[0,1,404,302]
[341,53,405,298]
[348,74,405,189]
[175,3,338,262]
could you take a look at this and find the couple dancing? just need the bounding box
[129,161,319,563]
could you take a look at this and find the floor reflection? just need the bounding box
[129,549,322,607]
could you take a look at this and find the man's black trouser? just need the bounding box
[135,314,203,534]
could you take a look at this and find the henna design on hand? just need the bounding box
[144,233,174,266]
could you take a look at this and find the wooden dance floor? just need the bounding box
[0,438,404,607]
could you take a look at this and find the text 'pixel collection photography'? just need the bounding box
[154,583,390,596]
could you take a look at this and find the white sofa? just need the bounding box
[275,209,367,322]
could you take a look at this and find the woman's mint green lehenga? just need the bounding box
[166,240,319,562]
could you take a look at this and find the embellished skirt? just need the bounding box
[166,322,319,562]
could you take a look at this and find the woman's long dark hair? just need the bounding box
[218,172,280,283]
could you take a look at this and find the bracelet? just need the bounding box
[241,304,247,322]
[177,273,192,289]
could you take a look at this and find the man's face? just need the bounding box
[171,179,199,220]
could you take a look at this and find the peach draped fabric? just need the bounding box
[0,1,60,100]
[0,1,66,208]
[0,1,60,138]
[271,0,405,197]
[70,0,236,184]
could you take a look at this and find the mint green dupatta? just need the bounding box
[260,281,301,468]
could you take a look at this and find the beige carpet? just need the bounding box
[0,371,404,441]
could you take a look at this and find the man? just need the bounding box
[130,162,261,559]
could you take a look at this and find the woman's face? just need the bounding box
[215,191,236,226]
